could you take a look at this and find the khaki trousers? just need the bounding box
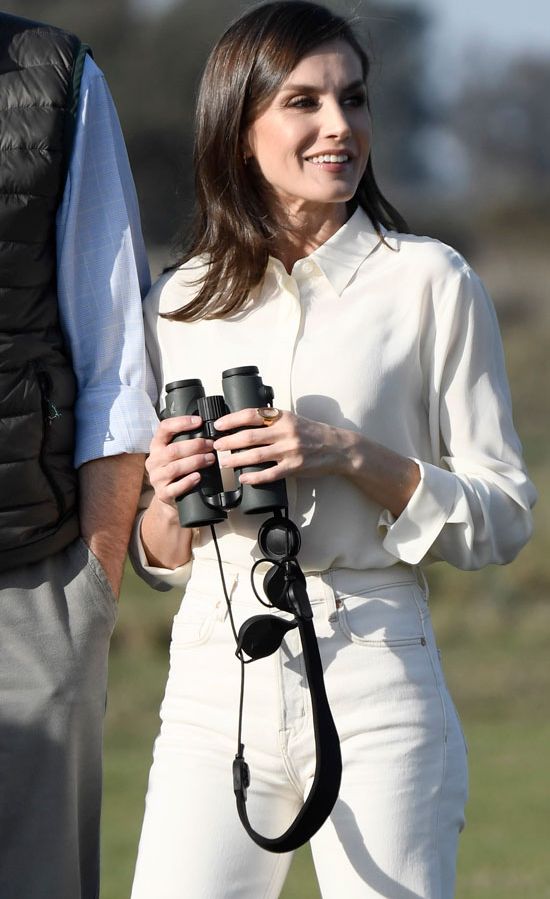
[0,538,117,899]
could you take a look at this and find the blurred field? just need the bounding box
[101,487,549,896]
[101,257,549,897]
[102,523,550,899]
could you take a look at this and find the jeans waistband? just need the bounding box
[306,564,420,603]
[189,558,422,613]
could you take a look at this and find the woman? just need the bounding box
[130,3,536,897]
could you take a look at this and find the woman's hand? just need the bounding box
[213,407,420,517]
[212,407,351,484]
[146,415,216,508]
[140,415,216,570]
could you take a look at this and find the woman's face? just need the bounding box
[244,40,371,221]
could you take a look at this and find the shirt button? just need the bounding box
[302,261,314,275]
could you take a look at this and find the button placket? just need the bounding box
[274,276,300,411]
[274,275,302,523]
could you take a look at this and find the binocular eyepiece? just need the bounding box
[163,366,288,528]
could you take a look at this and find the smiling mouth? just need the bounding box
[306,153,351,165]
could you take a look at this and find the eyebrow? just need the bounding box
[279,79,366,94]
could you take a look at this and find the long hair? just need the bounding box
[167,0,408,321]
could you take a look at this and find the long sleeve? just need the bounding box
[380,262,537,569]
[128,500,195,592]
[56,55,159,468]
[135,214,535,576]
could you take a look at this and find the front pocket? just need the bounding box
[78,538,118,622]
[71,537,118,629]
[171,590,220,649]
[335,584,427,647]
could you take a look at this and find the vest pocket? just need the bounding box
[34,363,66,519]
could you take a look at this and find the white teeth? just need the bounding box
[308,154,350,164]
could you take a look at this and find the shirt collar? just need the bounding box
[310,207,393,294]
[267,207,395,297]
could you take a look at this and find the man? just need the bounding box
[0,12,158,898]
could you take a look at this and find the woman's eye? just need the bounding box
[343,93,367,107]
[287,96,317,109]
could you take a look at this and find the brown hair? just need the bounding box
[167,0,407,321]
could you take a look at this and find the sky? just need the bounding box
[393,0,550,93]
[139,1,550,85]
[413,0,550,56]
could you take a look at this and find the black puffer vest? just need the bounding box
[0,13,89,572]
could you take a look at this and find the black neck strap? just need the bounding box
[232,580,342,853]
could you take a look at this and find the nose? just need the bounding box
[321,98,352,140]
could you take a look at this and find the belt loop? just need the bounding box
[323,570,338,622]
[215,571,239,620]
[415,565,430,601]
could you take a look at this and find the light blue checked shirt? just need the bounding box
[57,55,159,468]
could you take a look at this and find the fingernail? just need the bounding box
[189,416,201,425]
[204,453,216,463]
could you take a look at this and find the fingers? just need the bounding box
[147,449,216,502]
[213,409,305,483]
[214,428,277,453]
[214,407,285,434]
[239,463,287,486]
[147,416,217,505]
[218,444,290,471]
[213,410,288,453]
[150,415,202,448]
[148,447,215,484]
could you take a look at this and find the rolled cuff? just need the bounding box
[128,511,193,591]
[74,384,159,468]
[378,459,459,564]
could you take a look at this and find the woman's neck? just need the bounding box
[271,201,349,273]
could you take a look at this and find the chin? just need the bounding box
[314,190,356,205]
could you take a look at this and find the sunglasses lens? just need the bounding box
[237,615,298,660]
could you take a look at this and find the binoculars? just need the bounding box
[163,367,342,852]
[163,366,288,528]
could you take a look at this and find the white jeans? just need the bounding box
[131,562,468,899]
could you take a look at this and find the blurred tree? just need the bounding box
[354,2,432,185]
[450,54,550,204]
[3,0,433,247]
[126,0,433,249]
[0,0,136,55]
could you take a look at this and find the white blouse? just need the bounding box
[134,208,536,587]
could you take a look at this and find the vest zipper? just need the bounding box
[35,365,66,518]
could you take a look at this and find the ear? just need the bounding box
[241,127,254,163]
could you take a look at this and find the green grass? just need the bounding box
[98,233,550,897]
[102,647,170,898]
[457,723,550,898]
[101,514,550,899]
[101,396,549,897]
